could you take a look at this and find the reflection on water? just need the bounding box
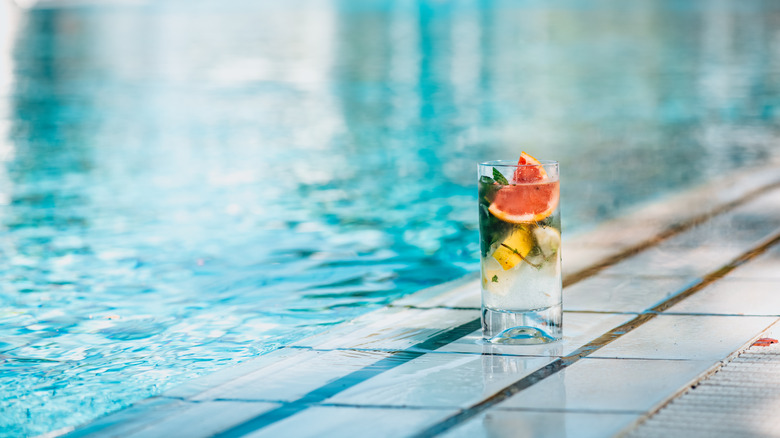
[1,0,779,435]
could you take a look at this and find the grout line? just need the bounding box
[411,231,780,438]
[388,304,480,311]
[650,312,780,318]
[209,319,481,438]
[215,220,780,437]
[612,319,780,438]
[281,345,557,359]
[315,402,455,411]
[316,346,554,358]
[391,179,780,314]
[82,180,780,438]
[491,407,646,415]
[582,356,701,362]
[648,233,780,315]
[543,310,641,315]
[561,180,780,288]
[392,305,645,315]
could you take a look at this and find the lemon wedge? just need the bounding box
[492,227,534,270]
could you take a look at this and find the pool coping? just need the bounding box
[56,158,780,438]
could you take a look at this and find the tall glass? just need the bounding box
[478,160,562,344]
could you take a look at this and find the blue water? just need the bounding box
[1,0,779,435]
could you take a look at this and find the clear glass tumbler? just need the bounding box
[478,160,562,344]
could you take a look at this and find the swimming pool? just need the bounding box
[1,0,779,435]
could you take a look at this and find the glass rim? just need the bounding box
[479,159,558,167]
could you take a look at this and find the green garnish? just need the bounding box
[492,168,509,185]
[480,175,495,185]
[492,275,498,283]
[478,175,510,257]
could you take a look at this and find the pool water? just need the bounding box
[1,0,779,435]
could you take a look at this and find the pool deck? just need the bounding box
[59,161,780,438]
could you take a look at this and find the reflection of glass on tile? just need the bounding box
[480,344,563,390]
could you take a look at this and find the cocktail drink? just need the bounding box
[478,153,561,344]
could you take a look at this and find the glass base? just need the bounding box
[482,305,562,345]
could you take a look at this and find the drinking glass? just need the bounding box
[478,160,562,344]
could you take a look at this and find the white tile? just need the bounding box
[498,358,713,412]
[736,184,780,216]
[291,307,478,350]
[564,164,780,252]
[561,246,621,278]
[440,410,639,438]
[564,220,666,250]
[727,250,780,281]
[564,275,695,313]
[435,313,635,357]
[123,401,278,438]
[164,348,303,399]
[192,349,391,402]
[599,244,742,278]
[326,352,553,408]
[742,317,780,343]
[394,278,481,309]
[592,314,778,360]
[666,279,780,316]
[66,398,183,438]
[244,406,456,438]
[659,211,780,250]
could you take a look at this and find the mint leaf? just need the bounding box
[492,168,509,185]
[480,175,495,185]
[491,275,498,283]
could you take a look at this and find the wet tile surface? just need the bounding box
[440,410,640,438]
[164,348,304,399]
[191,349,391,402]
[591,314,778,360]
[326,352,553,408]
[394,278,481,309]
[121,401,279,438]
[65,398,184,438]
[243,406,455,438]
[435,312,635,357]
[67,173,780,438]
[665,279,780,316]
[498,358,713,412]
[564,220,666,250]
[563,275,696,313]
[727,247,780,281]
[599,244,743,278]
[561,245,622,277]
[290,307,478,350]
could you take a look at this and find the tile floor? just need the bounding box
[626,321,780,438]
[441,411,640,438]
[62,161,780,438]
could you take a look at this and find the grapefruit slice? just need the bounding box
[488,151,558,224]
[512,151,548,183]
[488,181,559,223]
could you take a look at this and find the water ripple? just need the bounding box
[2,0,780,436]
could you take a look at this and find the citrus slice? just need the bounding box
[513,151,548,183]
[488,151,558,224]
[488,179,559,223]
[491,227,534,270]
